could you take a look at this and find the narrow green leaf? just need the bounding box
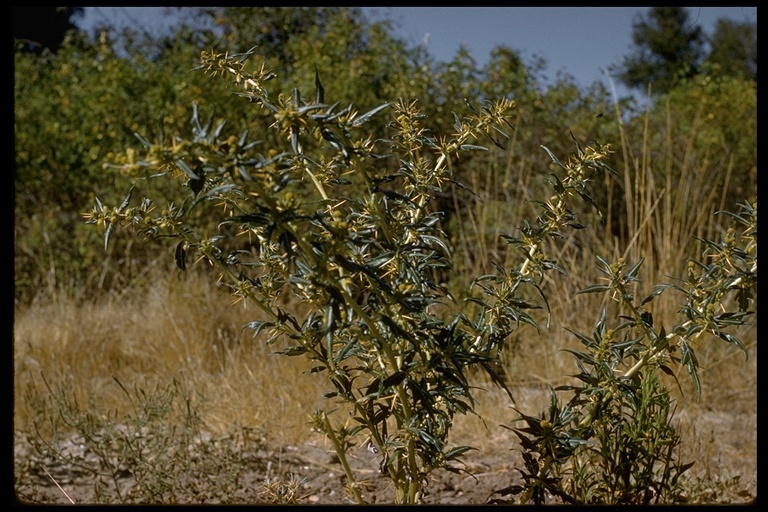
[237,129,250,148]
[236,46,257,63]
[659,364,684,395]
[117,187,134,212]
[540,145,564,168]
[191,101,202,133]
[291,128,300,154]
[444,445,477,461]
[104,223,113,251]
[459,144,489,151]
[279,346,308,357]
[640,284,671,306]
[624,258,645,279]
[419,234,452,256]
[314,65,324,104]
[246,94,279,113]
[575,284,611,295]
[718,332,748,359]
[133,132,152,148]
[243,320,275,338]
[334,338,360,364]
[175,241,186,271]
[213,119,227,139]
[452,112,463,132]
[679,341,701,398]
[324,304,335,360]
[382,371,407,389]
[176,159,199,180]
[351,102,391,127]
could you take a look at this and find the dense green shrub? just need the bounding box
[14,28,233,302]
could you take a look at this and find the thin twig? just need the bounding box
[42,465,75,504]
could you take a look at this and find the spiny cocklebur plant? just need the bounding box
[492,200,756,504]
[465,137,619,322]
[82,46,544,504]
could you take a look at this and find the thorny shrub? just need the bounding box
[84,47,756,504]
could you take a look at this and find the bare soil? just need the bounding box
[14,388,757,506]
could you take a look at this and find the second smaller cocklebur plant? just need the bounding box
[492,200,756,504]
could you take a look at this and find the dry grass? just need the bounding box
[13,269,327,445]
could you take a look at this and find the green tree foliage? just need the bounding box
[616,7,704,95]
[654,72,755,203]
[201,7,421,112]
[704,18,757,81]
[13,6,84,54]
[594,69,756,255]
[13,24,239,302]
[619,65,755,205]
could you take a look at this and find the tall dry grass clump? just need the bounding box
[14,267,327,442]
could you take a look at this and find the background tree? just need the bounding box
[13,19,231,303]
[704,18,757,81]
[614,7,704,95]
[13,6,84,54]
